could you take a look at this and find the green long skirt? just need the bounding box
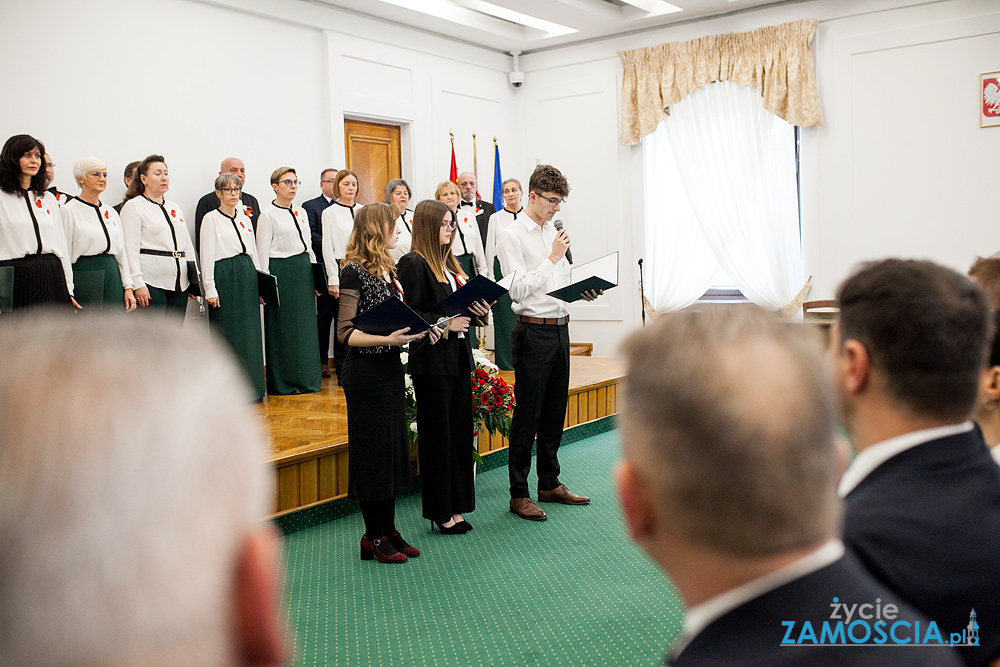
[73,254,125,310]
[456,253,478,349]
[491,257,515,370]
[264,253,322,395]
[209,254,265,400]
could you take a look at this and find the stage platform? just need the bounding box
[261,355,624,517]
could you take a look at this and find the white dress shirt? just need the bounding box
[321,201,356,287]
[389,209,413,262]
[453,205,489,277]
[121,195,194,292]
[497,215,571,318]
[61,198,132,289]
[200,208,260,300]
[255,201,315,274]
[485,207,522,272]
[838,421,975,497]
[0,189,74,294]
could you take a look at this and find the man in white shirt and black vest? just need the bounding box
[457,171,495,245]
[497,164,600,521]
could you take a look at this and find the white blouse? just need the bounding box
[321,201,356,287]
[485,207,522,273]
[389,208,413,262]
[453,205,490,277]
[61,198,132,290]
[200,208,260,300]
[255,201,316,274]
[121,196,195,293]
[0,189,74,294]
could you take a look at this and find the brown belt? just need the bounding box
[517,315,569,326]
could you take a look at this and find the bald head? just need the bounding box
[221,157,246,185]
[457,171,477,202]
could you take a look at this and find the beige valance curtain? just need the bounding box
[618,19,822,146]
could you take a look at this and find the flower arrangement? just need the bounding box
[471,349,515,450]
[401,349,418,445]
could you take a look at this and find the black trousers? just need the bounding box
[508,321,570,498]
[414,373,476,523]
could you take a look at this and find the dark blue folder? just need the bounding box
[351,296,434,336]
[433,274,510,316]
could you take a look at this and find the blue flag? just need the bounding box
[492,143,503,211]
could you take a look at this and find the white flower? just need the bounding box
[409,422,418,433]
[404,374,413,389]
[399,351,409,365]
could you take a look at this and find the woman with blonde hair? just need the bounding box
[321,168,360,381]
[337,202,437,563]
[397,199,491,533]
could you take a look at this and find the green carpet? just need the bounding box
[280,430,685,666]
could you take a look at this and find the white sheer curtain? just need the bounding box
[644,81,804,312]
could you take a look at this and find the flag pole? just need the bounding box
[472,132,478,180]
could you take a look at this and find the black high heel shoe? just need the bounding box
[430,520,467,534]
[457,520,473,531]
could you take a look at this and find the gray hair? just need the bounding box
[0,314,272,665]
[72,156,107,186]
[214,172,241,191]
[620,306,839,558]
[383,178,411,204]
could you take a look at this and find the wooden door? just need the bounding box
[344,120,401,205]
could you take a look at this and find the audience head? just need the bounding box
[383,178,411,216]
[434,180,460,213]
[974,310,1000,445]
[319,168,338,199]
[411,199,462,282]
[457,171,477,202]
[125,154,168,203]
[501,178,522,211]
[270,167,298,204]
[834,259,991,426]
[72,156,109,197]
[334,169,358,203]
[43,153,54,189]
[344,202,398,277]
[969,255,1000,311]
[0,134,47,196]
[0,314,283,667]
[220,157,246,185]
[123,160,140,189]
[618,306,839,592]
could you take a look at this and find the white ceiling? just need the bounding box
[306,0,799,53]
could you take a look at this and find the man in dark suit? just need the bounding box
[457,171,495,244]
[302,168,339,378]
[833,259,1000,667]
[194,158,261,249]
[618,306,960,667]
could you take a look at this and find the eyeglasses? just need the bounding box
[441,219,457,229]
[281,179,301,187]
[533,192,565,207]
[221,187,242,194]
[89,172,108,179]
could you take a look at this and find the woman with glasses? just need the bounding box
[120,154,197,317]
[200,173,265,401]
[255,167,322,395]
[0,134,78,310]
[397,200,491,534]
[321,168,360,382]
[435,180,489,346]
[482,178,523,370]
[61,157,136,311]
[337,202,437,563]
[384,178,413,261]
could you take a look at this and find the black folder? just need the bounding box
[257,271,279,307]
[73,270,106,308]
[547,251,619,303]
[0,266,12,312]
[351,296,434,336]
[433,274,510,316]
[187,261,202,298]
[311,263,327,294]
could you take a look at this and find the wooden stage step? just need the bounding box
[260,355,624,516]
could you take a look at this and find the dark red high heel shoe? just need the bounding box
[388,530,420,558]
[360,535,407,563]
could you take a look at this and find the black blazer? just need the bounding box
[396,252,474,376]
[844,427,1000,667]
[476,199,495,245]
[301,195,333,261]
[671,553,962,667]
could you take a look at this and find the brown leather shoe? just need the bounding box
[538,484,590,505]
[510,497,547,521]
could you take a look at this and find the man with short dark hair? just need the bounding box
[969,255,1000,311]
[302,168,339,378]
[195,158,261,248]
[619,306,960,667]
[497,164,600,521]
[834,258,1000,667]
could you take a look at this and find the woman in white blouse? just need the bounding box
[384,178,413,261]
[256,167,322,395]
[320,168,359,381]
[120,154,196,318]
[62,157,136,311]
[483,178,523,370]
[0,134,77,310]
[200,173,265,401]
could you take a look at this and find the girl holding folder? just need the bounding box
[396,200,492,534]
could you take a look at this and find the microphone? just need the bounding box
[553,219,573,264]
